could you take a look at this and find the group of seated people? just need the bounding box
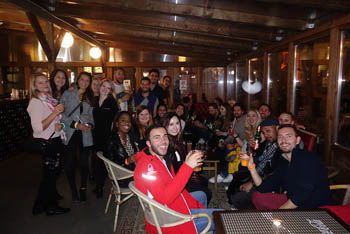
[28,67,346,233]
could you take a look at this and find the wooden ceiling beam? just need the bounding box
[75,18,255,51]
[56,0,309,30]
[5,0,106,49]
[53,2,279,43]
[254,0,350,11]
[25,12,53,62]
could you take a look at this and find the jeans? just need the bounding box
[190,191,207,208]
[190,208,223,233]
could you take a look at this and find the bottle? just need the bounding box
[253,126,261,150]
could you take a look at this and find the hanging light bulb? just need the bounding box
[89,47,102,59]
[61,32,74,48]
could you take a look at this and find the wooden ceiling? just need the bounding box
[0,0,350,64]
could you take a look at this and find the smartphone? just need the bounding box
[123,80,131,90]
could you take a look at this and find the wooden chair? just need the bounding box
[97,152,134,232]
[203,160,219,192]
[128,181,212,234]
[330,184,350,205]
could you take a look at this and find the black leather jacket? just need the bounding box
[104,131,138,171]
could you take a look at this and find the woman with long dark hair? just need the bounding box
[154,103,167,123]
[49,69,69,100]
[160,112,211,207]
[92,80,119,198]
[60,72,95,203]
[27,73,70,216]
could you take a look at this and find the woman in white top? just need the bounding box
[27,73,70,216]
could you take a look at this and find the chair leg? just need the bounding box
[105,187,113,214]
[113,194,121,232]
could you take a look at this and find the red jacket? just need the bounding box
[134,149,204,234]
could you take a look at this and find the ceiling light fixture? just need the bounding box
[61,32,74,48]
[89,47,102,59]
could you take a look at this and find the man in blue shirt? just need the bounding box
[241,124,331,209]
[132,77,159,116]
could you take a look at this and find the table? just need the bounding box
[213,209,350,234]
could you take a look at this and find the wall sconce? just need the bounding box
[61,32,74,48]
[89,47,102,59]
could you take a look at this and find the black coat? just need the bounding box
[93,96,118,150]
[104,132,138,171]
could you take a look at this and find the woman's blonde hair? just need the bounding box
[29,73,51,99]
[100,79,116,99]
[244,109,262,141]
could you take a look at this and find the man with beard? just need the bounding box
[113,67,132,111]
[232,103,246,139]
[226,116,287,209]
[134,124,219,233]
[132,77,159,116]
[259,104,271,120]
[241,124,331,209]
[148,69,166,104]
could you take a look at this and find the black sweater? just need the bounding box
[257,148,332,208]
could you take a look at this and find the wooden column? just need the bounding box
[135,67,142,91]
[263,52,269,103]
[196,66,203,102]
[106,67,113,80]
[0,67,3,95]
[326,28,342,165]
[167,66,174,107]
[24,66,31,90]
[286,42,296,114]
[223,66,227,102]
[246,58,250,108]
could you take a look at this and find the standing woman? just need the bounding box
[92,80,118,197]
[27,73,70,216]
[132,105,153,150]
[50,69,69,100]
[60,72,95,202]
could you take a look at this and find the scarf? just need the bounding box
[256,141,278,175]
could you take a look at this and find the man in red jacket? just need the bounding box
[134,123,219,233]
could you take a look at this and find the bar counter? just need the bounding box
[0,98,31,160]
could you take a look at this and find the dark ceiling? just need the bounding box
[1,0,350,64]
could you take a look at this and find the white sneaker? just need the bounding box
[209,174,224,183]
[223,174,233,183]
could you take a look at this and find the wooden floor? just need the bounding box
[1,152,348,234]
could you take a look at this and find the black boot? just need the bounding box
[45,205,71,216]
[80,187,87,202]
[32,200,44,216]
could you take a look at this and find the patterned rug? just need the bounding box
[116,181,232,234]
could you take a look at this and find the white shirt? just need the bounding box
[113,82,128,111]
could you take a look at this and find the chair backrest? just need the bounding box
[128,181,192,232]
[330,184,350,205]
[97,152,134,182]
[297,129,319,152]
